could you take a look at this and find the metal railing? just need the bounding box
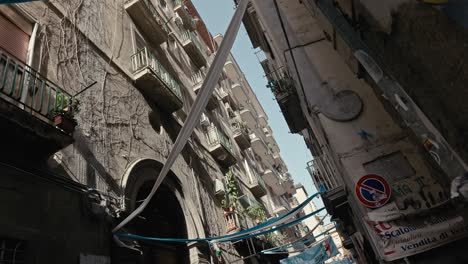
[172,0,185,7]
[131,47,182,99]
[139,0,168,32]
[252,166,267,191]
[266,67,295,98]
[306,155,340,192]
[206,125,233,153]
[190,68,205,87]
[0,48,73,125]
[180,30,206,56]
[230,120,249,136]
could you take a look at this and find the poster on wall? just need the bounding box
[366,212,468,261]
[362,173,468,261]
[280,236,338,264]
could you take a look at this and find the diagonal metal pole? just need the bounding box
[112,0,248,233]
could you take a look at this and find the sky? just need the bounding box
[191,0,318,197]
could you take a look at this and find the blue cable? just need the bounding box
[117,207,325,243]
[262,226,336,253]
[115,192,321,241]
[216,207,326,243]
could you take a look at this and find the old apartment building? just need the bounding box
[0,0,297,263]
[241,0,468,263]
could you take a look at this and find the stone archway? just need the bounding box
[116,159,191,264]
[134,181,189,264]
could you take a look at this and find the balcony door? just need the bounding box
[0,13,30,63]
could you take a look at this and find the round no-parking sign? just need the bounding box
[355,174,391,208]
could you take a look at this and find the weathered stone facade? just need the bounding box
[0,0,296,263]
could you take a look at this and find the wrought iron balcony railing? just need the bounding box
[0,48,73,125]
[180,30,205,56]
[131,47,182,100]
[306,155,340,192]
[206,125,233,154]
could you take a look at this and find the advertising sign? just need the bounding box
[280,236,338,264]
[366,213,468,261]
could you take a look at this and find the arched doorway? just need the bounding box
[114,159,190,264]
[135,181,189,264]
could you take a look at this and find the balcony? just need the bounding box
[231,82,249,105]
[246,167,267,198]
[206,125,236,167]
[180,31,207,68]
[131,48,183,113]
[172,0,197,31]
[0,48,74,158]
[230,120,251,150]
[242,3,269,52]
[239,106,256,128]
[281,173,296,195]
[224,209,242,234]
[306,156,340,193]
[258,114,267,127]
[191,70,217,110]
[267,72,306,133]
[125,0,168,45]
[250,133,275,165]
[273,206,288,215]
[224,59,237,80]
[261,168,278,188]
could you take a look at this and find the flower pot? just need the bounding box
[223,207,235,214]
[54,114,77,133]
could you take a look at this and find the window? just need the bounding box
[159,0,167,9]
[132,28,146,52]
[0,13,30,62]
[0,237,25,264]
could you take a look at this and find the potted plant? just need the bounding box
[266,77,294,97]
[221,170,239,210]
[51,92,80,133]
[221,170,240,232]
[245,203,267,224]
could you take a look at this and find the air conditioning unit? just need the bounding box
[200,113,210,127]
[214,179,225,197]
[238,195,255,209]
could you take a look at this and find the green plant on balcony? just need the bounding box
[245,203,267,224]
[221,170,239,212]
[266,77,294,96]
[265,232,285,247]
[50,93,80,133]
[239,121,250,135]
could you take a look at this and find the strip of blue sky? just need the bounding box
[192,0,317,198]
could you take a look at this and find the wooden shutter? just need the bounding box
[0,13,29,62]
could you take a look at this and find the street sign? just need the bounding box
[355,174,391,208]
